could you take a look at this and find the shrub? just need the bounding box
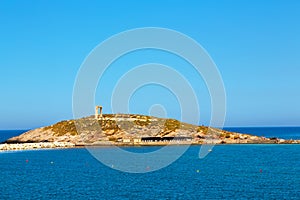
[164,119,181,131]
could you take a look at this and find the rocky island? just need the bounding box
[1,113,299,151]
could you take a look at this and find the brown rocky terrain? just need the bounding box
[4,114,299,150]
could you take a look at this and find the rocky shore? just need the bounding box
[2,114,299,152]
[0,142,75,151]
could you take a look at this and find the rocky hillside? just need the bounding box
[5,114,298,146]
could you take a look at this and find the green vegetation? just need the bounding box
[134,120,150,126]
[219,132,226,138]
[44,120,78,136]
[41,114,225,140]
[99,119,120,133]
[197,126,208,134]
[163,119,181,131]
[108,136,117,142]
[8,113,274,145]
[134,116,151,126]
[225,133,231,138]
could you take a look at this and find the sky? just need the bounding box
[0,0,300,129]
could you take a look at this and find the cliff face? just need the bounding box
[5,114,296,145]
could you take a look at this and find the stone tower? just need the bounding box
[95,106,103,119]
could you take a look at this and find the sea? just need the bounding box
[0,127,299,199]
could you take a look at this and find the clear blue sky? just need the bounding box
[0,0,299,129]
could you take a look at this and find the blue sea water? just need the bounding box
[0,145,299,199]
[0,130,28,143]
[0,128,299,199]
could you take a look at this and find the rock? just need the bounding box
[0,142,75,151]
[3,114,300,148]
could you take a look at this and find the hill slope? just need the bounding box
[6,114,297,146]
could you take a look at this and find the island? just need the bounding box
[1,111,299,151]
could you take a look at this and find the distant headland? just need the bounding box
[1,106,299,151]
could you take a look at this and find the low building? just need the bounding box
[141,136,192,143]
[122,138,131,143]
[133,138,141,143]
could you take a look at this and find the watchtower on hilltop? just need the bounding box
[95,106,103,119]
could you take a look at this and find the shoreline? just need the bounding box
[5,114,300,151]
[1,141,300,152]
